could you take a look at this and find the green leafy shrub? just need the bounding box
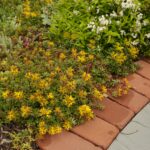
[49,0,150,75]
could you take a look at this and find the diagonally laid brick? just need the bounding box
[94,99,134,129]
[72,117,119,150]
[136,60,150,80]
[109,90,149,113]
[128,74,150,98]
[37,131,102,150]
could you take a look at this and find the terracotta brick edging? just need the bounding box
[38,60,150,150]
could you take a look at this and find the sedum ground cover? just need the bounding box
[0,0,149,149]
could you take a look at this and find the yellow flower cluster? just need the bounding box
[14,91,24,100]
[48,125,62,135]
[25,72,40,81]
[93,88,104,101]
[38,121,47,136]
[63,121,72,130]
[39,107,52,118]
[2,90,10,99]
[82,72,91,81]
[78,105,94,119]
[129,47,139,58]
[10,65,19,75]
[79,90,87,98]
[111,52,127,65]
[7,110,16,121]
[21,106,32,118]
[63,95,75,107]
[23,0,37,18]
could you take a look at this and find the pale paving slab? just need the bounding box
[108,103,150,150]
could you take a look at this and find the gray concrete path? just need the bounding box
[108,103,150,150]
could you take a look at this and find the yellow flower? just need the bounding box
[93,88,104,101]
[2,90,10,99]
[59,86,67,94]
[38,121,47,136]
[78,105,94,119]
[14,91,24,100]
[48,41,54,47]
[32,73,40,80]
[66,80,76,91]
[88,54,94,61]
[63,121,72,130]
[10,65,19,75]
[111,52,127,65]
[82,72,91,81]
[45,0,53,4]
[37,96,48,106]
[66,67,74,78]
[39,107,52,117]
[63,95,75,107]
[60,75,67,82]
[128,47,139,58]
[115,43,124,52]
[79,51,86,56]
[59,53,66,60]
[21,106,32,118]
[39,79,49,89]
[47,92,54,99]
[54,107,62,114]
[79,90,87,98]
[77,56,86,63]
[55,67,61,72]
[7,110,16,121]
[101,85,107,93]
[63,32,70,39]
[71,48,78,58]
[48,125,62,135]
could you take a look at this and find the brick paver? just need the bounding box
[137,60,150,80]
[94,98,134,129]
[110,90,149,113]
[128,73,150,98]
[38,60,150,150]
[37,131,102,150]
[72,117,119,149]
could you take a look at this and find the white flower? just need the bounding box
[131,33,137,38]
[99,15,109,26]
[119,11,124,16]
[120,30,126,36]
[145,33,150,39]
[110,11,117,17]
[73,10,79,15]
[143,20,149,26]
[137,13,143,20]
[121,0,135,9]
[131,41,139,46]
[96,8,100,14]
[96,26,106,34]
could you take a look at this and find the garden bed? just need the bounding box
[0,0,149,149]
